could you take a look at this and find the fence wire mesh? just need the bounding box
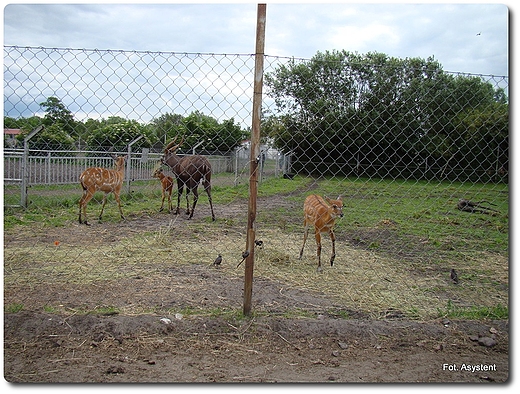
[4,45,509,320]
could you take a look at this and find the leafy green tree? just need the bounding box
[11,96,78,151]
[3,116,19,129]
[264,50,508,181]
[86,119,152,152]
[151,111,247,153]
[452,101,509,181]
[150,113,184,145]
[15,123,75,152]
[39,96,76,135]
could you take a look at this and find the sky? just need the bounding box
[3,2,509,76]
[2,1,510,125]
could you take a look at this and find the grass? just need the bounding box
[440,300,508,320]
[4,174,509,320]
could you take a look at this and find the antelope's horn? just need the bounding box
[164,138,177,153]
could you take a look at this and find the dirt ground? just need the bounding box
[3,195,509,383]
[4,263,509,383]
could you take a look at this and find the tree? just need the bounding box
[86,120,152,152]
[12,96,78,152]
[150,113,184,145]
[264,50,508,181]
[15,123,75,152]
[5,115,43,134]
[151,111,247,153]
[39,97,76,135]
[452,101,509,181]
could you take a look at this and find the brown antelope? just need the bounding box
[78,155,127,225]
[161,137,215,221]
[152,168,174,212]
[299,194,344,272]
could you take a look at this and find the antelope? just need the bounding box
[299,194,344,272]
[78,155,127,225]
[161,137,215,221]
[152,168,174,212]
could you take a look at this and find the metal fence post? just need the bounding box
[126,135,144,195]
[21,125,44,208]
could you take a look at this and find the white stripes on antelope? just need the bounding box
[78,155,127,225]
[299,194,344,272]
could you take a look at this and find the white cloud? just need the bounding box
[329,23,401,53]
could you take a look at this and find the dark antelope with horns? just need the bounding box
[161,137,215,221]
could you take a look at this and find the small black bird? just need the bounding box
[255,240,263,247]
[236,250,250,268]
[450,269,459,284]
[213,254,222,266]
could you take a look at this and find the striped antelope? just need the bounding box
[299,194,344,272]
[78,155,127,225]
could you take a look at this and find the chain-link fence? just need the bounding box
[4,45,509,320]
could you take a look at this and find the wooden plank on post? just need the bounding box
[243,3,266,316]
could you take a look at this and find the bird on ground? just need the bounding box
[450,268,459,284]
[255,240,263,248]
[213,254,222,267]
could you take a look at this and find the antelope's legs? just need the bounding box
[314,230,323,272]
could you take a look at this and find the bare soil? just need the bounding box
[4,196,509,383]
[3,290,509,383]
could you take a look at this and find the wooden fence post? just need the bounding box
[243,3,266,316]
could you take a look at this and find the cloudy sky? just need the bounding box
[4,2,509,76]
[2,1,510,126]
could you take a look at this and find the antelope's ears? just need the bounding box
[324,195,342,201]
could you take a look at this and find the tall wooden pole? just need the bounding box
[243,3,266,316]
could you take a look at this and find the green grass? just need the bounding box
[4,174,508,260]
[267,176,508,259]
[5,304,24,313]
[440,300,508,320]
[4,174,508,320]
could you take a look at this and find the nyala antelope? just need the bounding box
[78,155,127,225]
[161,137,215,221]
[299,194,344,272]
[152,168,174,212]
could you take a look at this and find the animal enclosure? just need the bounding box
[4,45,509,324]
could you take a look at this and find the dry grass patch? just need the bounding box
[4,218,508,320]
